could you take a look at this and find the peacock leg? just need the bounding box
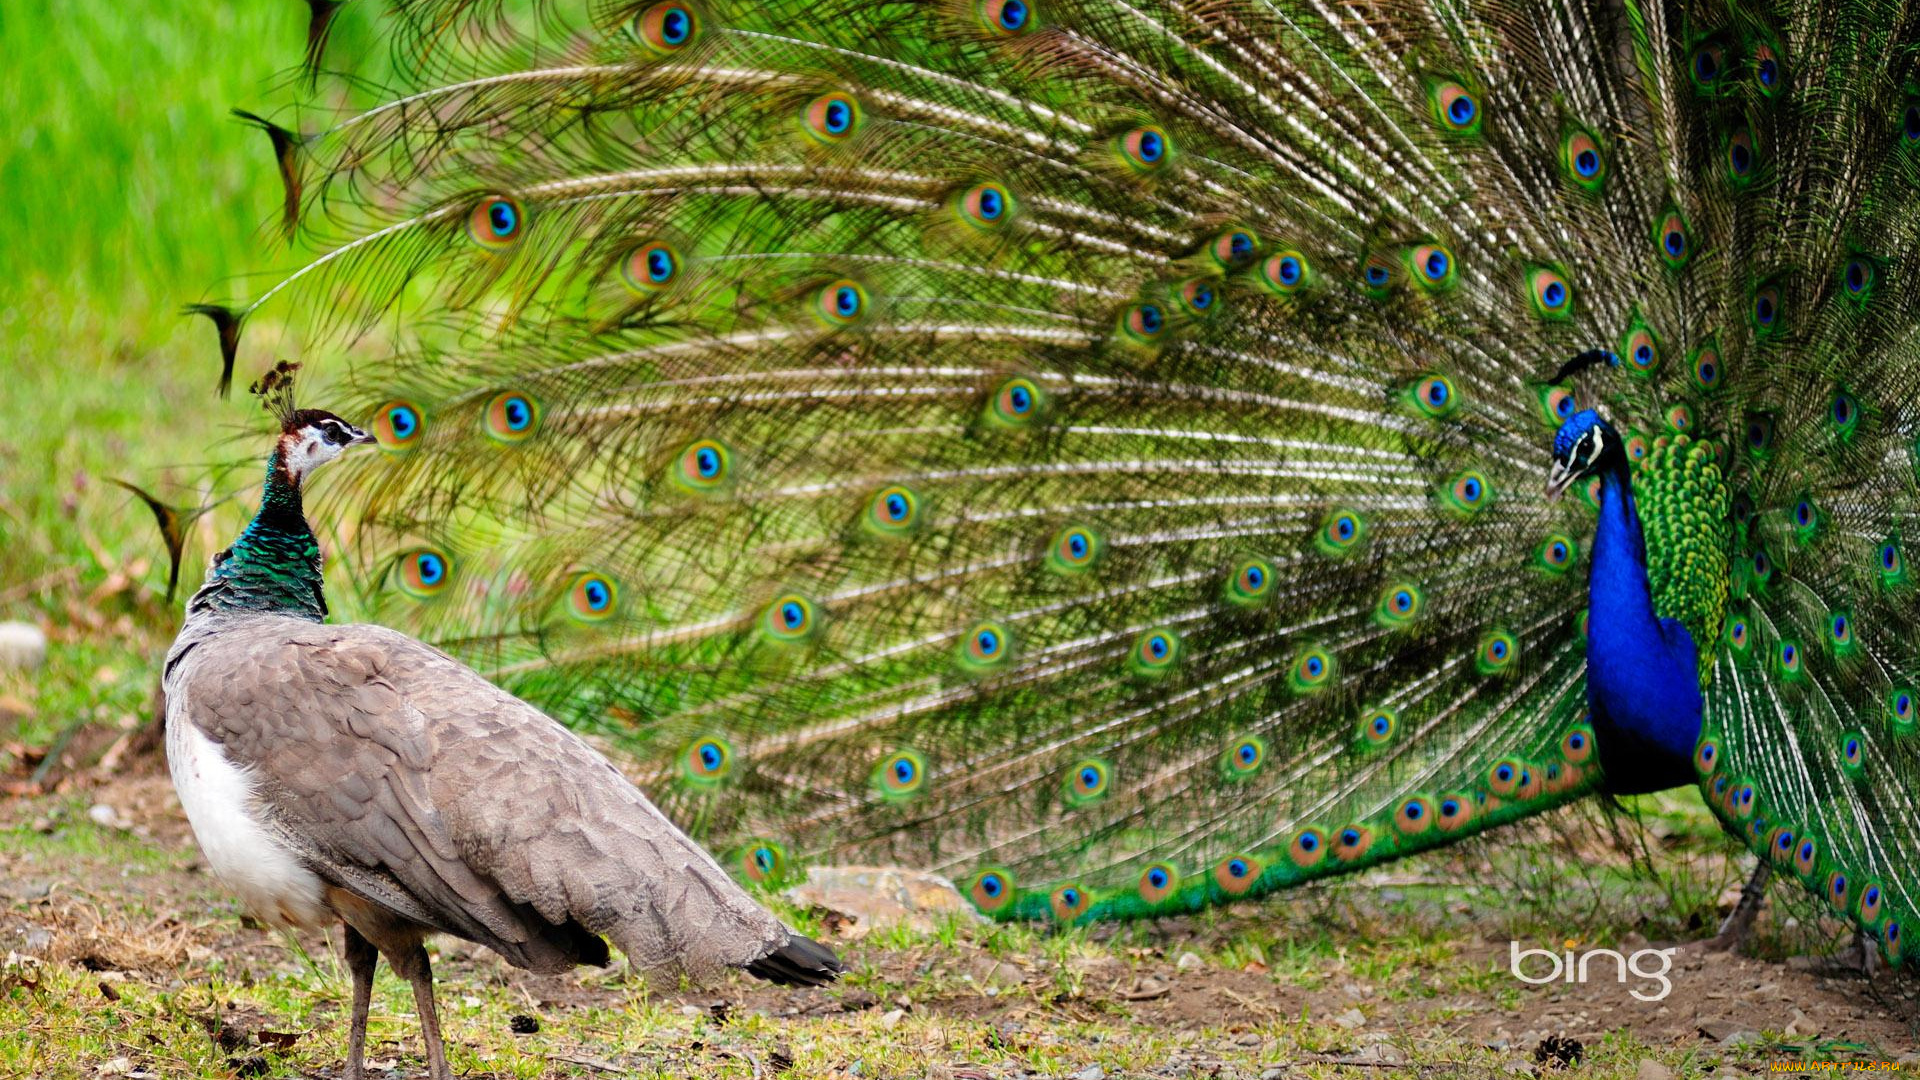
[1698,859,1770,953]
[342,925,378,1080]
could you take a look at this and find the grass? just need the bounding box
[3,5,1915,1076]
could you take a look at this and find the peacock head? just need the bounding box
[252,361,374,487]
[1546,408,1621,502]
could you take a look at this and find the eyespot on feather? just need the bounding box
[866,485,921,536]
[977,0,1033,36]
[484,392,540,443]
[1435,793,1473,833]
[1526,266,1573,318]
[1561,127,1606,190]
[1407,243,1456,289]
[991,377,1044,427]
[761,594,818,644]
[803,92,862,143]
[957,182,1015,229]
[1063,759,1110,806]
[1289,646,1334,692]
[682,736,733,785]
[1442,470,1491,515]
[1476,630,1516,674]
[969,869,1015,913]
[816,279,868,326]
[1120,301,1168,345]
[1049,884,1090,922]
[1117,125,1172,173]
[673,438,732,492]
[1654,209,1691,270]
[1332,825,1375,862]
[1211,227,1257,268]
[568,573,618,622]
[466,195,524,251]
[873,749,928,798]
[396,549,453,599]
[622,240,682,294]
[1129,628,1183,678]
[1226,556,1274,605]
[1394,795,1434,836]
[1358,708,1398,748]
[1223,736,1266,778]
[1137,862,1179,905]
[958,621,1013,673]
[1411,374,1457,418]
[1375,582,1422,628]
[736,840,787,885]
[1430,81,1481,133]
[634,3,700,51]
[1047,525,1102,574]
[1259,249,1310,294]
[1213,854,1260,895]
[1288,827,1327,868]
[1317,509,1364,556]
[372,400,425,451]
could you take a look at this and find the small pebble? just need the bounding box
[1636,1060,1674,1080]
[0,623,46,672]
[1176,951,1204,970]
[1071,1067,1106,1080]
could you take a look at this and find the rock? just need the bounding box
[1333,1008,1366,1030]
[1176,951,1204,970]
[1260,1069,1287,1080]
[1784,1009,1818,1037]
[1636,1060,1674,1080]
[0,623,46,672]
[879,1008,906,1030]
[1719,1030,1763,1048]
[1071,1067,1106,1080]
[88,805,131,831]
[785,866,984,932]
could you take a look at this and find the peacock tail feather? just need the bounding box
[191,0,1920,957]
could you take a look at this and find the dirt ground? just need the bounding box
[3,758,1916,1077]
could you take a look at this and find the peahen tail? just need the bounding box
[197,0,1920,956]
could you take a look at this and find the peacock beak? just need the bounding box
[1544,459,1576,502]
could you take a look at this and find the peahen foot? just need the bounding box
[1687,861,1771,955]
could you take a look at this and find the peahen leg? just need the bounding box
[342,926,378,1080]
[385,942,452,1080]
[1697,860,1770,954]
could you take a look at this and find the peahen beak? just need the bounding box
[347,424,376,446]
[1544,459,1576,502]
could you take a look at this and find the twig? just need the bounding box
[549,1052,628,1074]
[712,1048,765,1079]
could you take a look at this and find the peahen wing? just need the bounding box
[200,0,1916,946]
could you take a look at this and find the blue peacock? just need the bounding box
[174,0,1920,962]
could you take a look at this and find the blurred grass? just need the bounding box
[0,0,386,598]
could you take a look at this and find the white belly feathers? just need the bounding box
[167,719,330,930]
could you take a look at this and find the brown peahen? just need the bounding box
[177,0,1920,962]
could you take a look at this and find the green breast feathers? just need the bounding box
[1636,435,1732,685]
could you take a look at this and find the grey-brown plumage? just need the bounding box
[162,391,839,1080]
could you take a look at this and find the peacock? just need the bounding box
[178,0,1920,964]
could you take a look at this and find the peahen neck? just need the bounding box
[1584,458,1704,794]
[187,448,328,622]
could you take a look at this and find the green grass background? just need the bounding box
[0,1,391,591]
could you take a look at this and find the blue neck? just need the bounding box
[186,450,328,622]
[1584,464,1703,794]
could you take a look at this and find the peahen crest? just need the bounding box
[187,0,1920,961]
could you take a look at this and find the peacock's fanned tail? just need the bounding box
[218,0,1920,953]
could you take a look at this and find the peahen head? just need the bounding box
[253,361,373,487]
[276,408,373,485]
[1545,408,1622,502]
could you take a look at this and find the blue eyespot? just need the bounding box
[1148,867,1168,888]
[417,554,443,584]
[999,0,1028,30]
[1664,230,1685,257]
[1758,57,1777,87]
[824,100,851,133]
[1448,95,1476,125]
[1490,639,1507,659]
[1298,832,1318,851]
[1424,250,1449,279]
[1574,149,1599,177]
[1365,265,1390,286]
[1305,656,1323,676]
[1227,858,1250,878]
[1542,281,1567,308]
[1276,256,1302,284]
[894,758,915,783]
